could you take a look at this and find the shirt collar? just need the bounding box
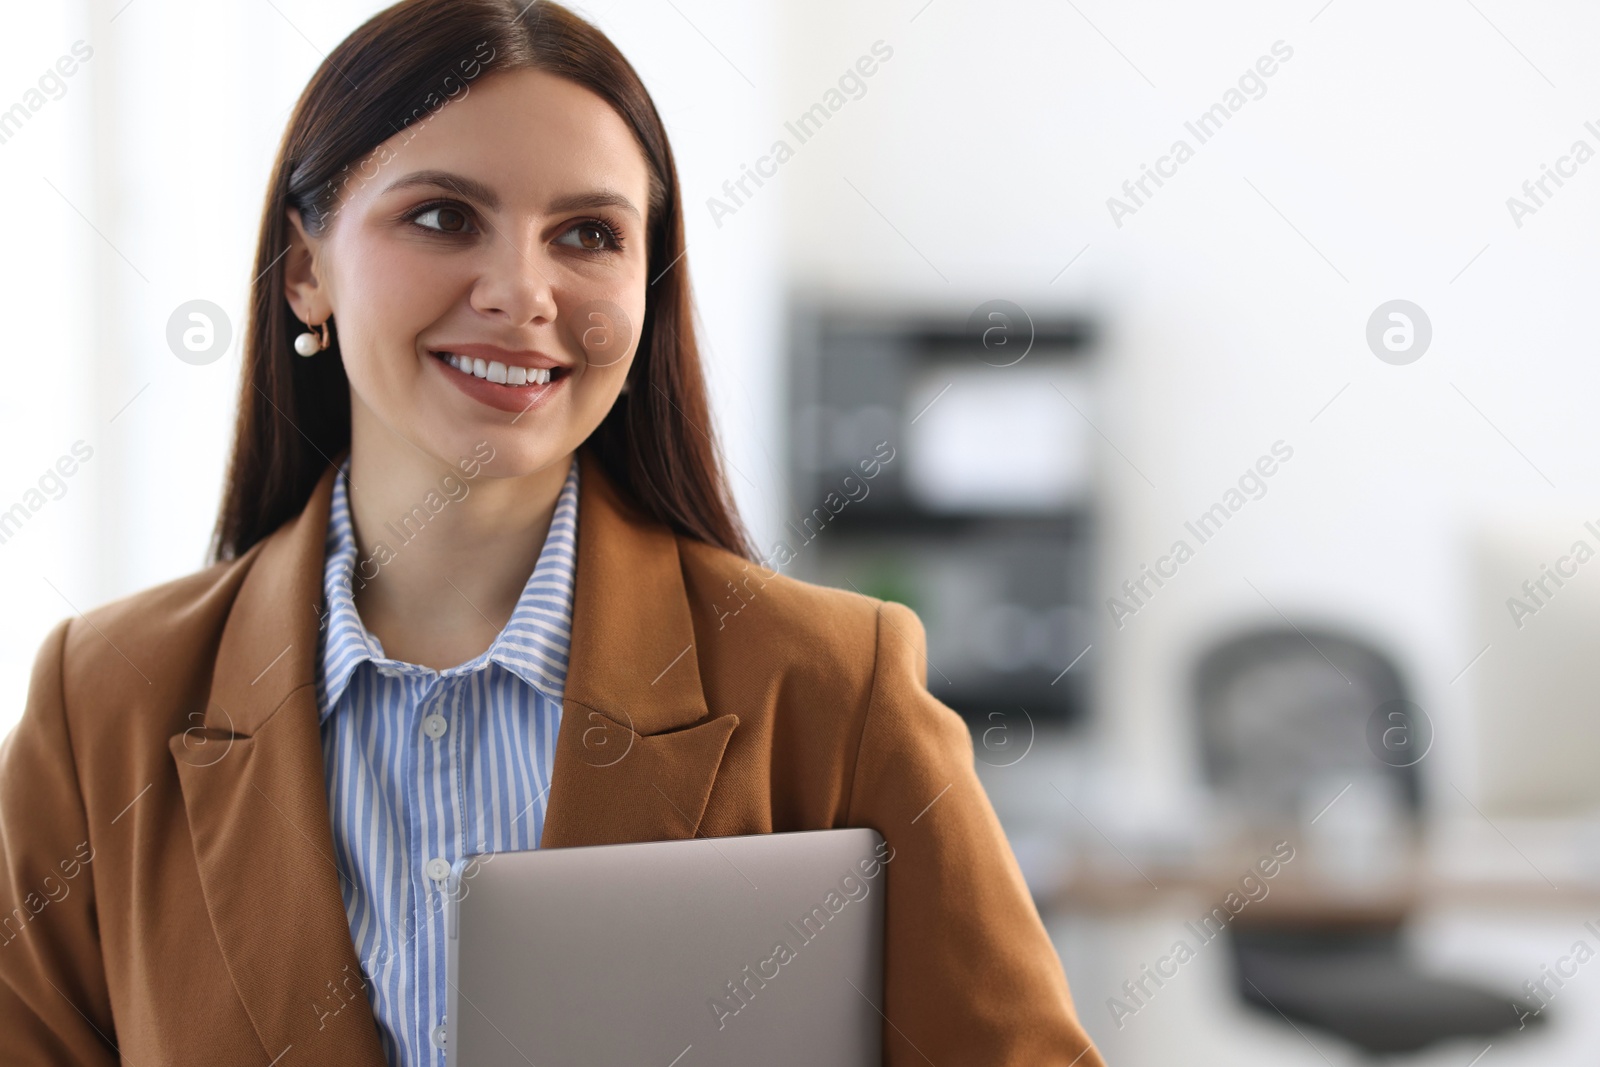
[315,455,581,720]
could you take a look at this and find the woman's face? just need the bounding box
[285,68,651,477]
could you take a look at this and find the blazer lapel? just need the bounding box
[171,458,387,1066]
[540,450,739,848]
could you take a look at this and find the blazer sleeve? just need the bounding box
[0,619,119,1066]
[847,600,1103,1066]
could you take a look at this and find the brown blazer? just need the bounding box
[0,450,1104,1066]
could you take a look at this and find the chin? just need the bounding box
[454,427,582,479]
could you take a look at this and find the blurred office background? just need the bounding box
[7,0,1600,1060]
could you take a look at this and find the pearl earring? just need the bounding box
[294,317,331,357]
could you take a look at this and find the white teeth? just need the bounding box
[438,353,554,386]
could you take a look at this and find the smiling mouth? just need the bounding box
[431,350,569,386]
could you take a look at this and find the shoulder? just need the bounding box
[44,551,262,743]
[4,550,261,821]
[675,536,928,698]
[62,553,256,681]
[674,537,975,835]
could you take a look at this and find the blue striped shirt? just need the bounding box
[315,455,579,1066]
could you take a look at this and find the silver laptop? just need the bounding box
[445,828,886,1066]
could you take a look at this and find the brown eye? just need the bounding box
[412,204,475,234]
[556,218,624,253]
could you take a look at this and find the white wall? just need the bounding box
[0,3,99,729]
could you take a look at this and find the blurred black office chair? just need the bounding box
[1194,626,1538,1056]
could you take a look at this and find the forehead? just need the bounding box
[352,67,651,215]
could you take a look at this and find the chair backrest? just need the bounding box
[1193,626,1421,819]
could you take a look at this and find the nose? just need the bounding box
[469,232,558,326]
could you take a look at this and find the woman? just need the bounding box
[0,2,1103,1063]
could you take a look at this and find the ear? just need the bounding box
[283,207,331,326]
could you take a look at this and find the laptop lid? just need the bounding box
[445,827,888,1066]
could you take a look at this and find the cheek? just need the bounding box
[333,238,466,384]
[559,270,647,382]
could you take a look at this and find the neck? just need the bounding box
[343,424,571,671]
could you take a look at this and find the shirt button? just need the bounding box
[431,1020,447,1049]
[426,857,451,883]
[423,714,448,740]
[375,664,402,678]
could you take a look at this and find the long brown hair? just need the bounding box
[210,0,752,563]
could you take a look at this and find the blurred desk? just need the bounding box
[1045,845,1600,921]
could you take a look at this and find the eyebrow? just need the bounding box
[382,169,642,222]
